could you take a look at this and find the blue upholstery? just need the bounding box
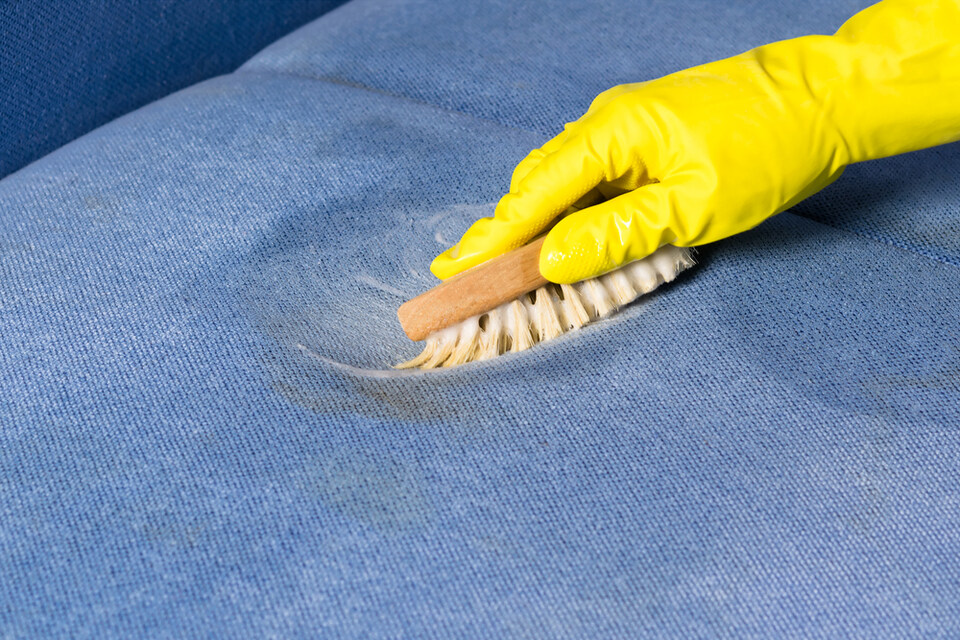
[2,1,959,637]
[0,0,347,179]
[244,0,960,265]
[245,0,867,132]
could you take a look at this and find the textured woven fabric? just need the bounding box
[2,1,960,637]
[245,0,960,266]
[0,0,347,179]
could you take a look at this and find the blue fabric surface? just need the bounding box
[244,0,871,133]
[245,0,960,266]
[2,1,960,637]
[0,0,347,179]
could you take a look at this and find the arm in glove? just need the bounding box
[430,0,960,284]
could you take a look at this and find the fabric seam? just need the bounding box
[236,66,544,138]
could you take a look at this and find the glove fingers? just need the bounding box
[586,83,636,114]
[501,131,608,230]
[431,130,608,279]
[509,127,571,192]
[539,181,682,284]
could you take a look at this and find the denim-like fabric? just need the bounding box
[0,0,347,179]
[2,2,960,638]
[244,0,871,134]
[244,0,960,266]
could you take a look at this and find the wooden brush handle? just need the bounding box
[398,237,548,341]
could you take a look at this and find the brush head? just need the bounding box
[396,245,695,369]
[397,237,547,342]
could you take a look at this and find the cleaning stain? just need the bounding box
[239,198,619,423]
[355,274,408,299]
[297,344,427,379]
[238,200,501,421]
[294,449,431,534]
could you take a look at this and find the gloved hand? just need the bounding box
[431,0,960,284]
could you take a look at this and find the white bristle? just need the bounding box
[477,306,505,360]
[558,283,589,330]
[396,246,696,369]
[532,286,563,341]
[506,300,534,352]
[395,334,442,369]
[626,260,659,293]
[420,325,459,368]
[651,246,683,282]
[520,292,538,338]
[442,317,481,367]
[577,278,614,319]
[602,270,637,306]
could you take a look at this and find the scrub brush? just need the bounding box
[396,237,695,369]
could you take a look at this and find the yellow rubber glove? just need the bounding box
[431,0,960,284]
